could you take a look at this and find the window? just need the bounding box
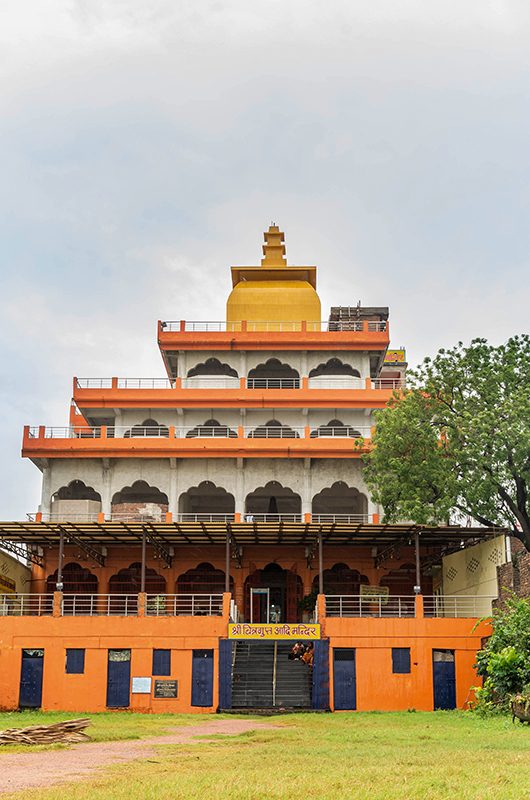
[392,648,411,674]
[152,649,171,676]
[66,648,85,674]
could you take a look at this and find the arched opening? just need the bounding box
[309,358,360,378]
[178,482,235,520]
[310,419,363,438]
[247,358,299,389]
[187,358,238,378]
[312,482,368,521]
[244,563,303,623]
[245,481,301,521]
[176,562,234,595]
[124,419,169,438]
[50,480,101,521]
[379,563,432,596]
[308,358,361,388]
[185,419,237,438]
[311,563,369,595]
[46,563,98,614]
[109,563,166,595]
[111,481,168,522]
[247,419,300,439]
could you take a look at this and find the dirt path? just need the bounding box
[0,718,278,795]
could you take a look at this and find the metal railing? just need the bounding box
[161,320,388,333]
[312,514,370,524]
[246,378,300,389]
[371,378,405,390]
[117,378,174,389]
[243,425,305,438]
[73,375,401,391]
[325,595,416,618]
[423,595,495,618]
[29,425,372,440]
[0,594,53,616]
[176,513,235,522]
[110,512,167,523]
[145,594,224,616]
[311,426,371,438]
[242,513,302,523]
[74,378,114,389]
[27,512,101,522]
[62,594,138,616]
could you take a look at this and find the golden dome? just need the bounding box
[226,225,321,329]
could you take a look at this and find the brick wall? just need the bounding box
[111,502,168,521]
[494,538,530,609]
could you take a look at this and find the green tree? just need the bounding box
[365,335,530,550]
[475,595,530,710]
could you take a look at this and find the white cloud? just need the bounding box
[0,0,529,517]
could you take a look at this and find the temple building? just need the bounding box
[0,226,501,713]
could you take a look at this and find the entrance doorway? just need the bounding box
[19,649,44,708]
[333,648,356,710]
[433,649,456,709]
[106,649,131,708]
[244,563,303,622]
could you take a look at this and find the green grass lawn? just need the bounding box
[0,709,202,751]
[1,711,529,800]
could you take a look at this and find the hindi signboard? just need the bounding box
[228,622,321,640]
[383,349,406,364]
[360,585,390,604]
[154,679,178,698]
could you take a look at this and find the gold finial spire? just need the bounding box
[261,224,287,267]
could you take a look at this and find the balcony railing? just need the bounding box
[312,514,370,524]
[0,594,53,616]
[74,376,402,391]
[423,595,494,618]
[176,513,235,523]
[27,425,372,440]
[246,378,300,389]
[160,320,388,333]
[242,513,302,522]
[1,593,226,617]
[145,594,224,616]
[326,595,416,618]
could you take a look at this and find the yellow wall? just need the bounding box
[0,550,32,593]
[442,535,506,598]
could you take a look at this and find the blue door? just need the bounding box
[333,648,356,710]
[192,649,214,707]
[107,649,131,708]
[19,649,44,708]
[312,639,330,710]
[218,641,232,710]
[433,650,456,710]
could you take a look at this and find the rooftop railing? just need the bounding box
[0,594,53,616]
[312,514,370,524]
[73,376,403,391]
[160,320,388,333]
[326,595,416,618]
[145,594,224,616]
[27,425,372,440]
[423,595,494,618]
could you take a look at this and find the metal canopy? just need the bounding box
[0,520,503,550]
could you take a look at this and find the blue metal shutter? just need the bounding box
[152,649,171,676]
[66,648,85,674]
[392,648,411,674]
[312,639,330,710]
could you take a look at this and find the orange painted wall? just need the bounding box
[323,616,491,711]
[0,613,227,714]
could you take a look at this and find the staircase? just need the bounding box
[274,642,312,708]
[231,641,312,709]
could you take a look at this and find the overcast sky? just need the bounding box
[1,1,529,518]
